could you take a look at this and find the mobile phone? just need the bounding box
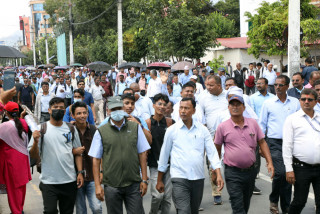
[3,70,16,91]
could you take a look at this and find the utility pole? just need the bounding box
[288,0,300,79]
[30,25,36,67]
[69,0,74,65]
[117,0,123,65]
[44,17,49,64]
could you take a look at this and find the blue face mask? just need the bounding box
[110,110,127,121]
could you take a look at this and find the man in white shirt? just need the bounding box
[52,76,70,99]
[89,77,105,125]
[190,75,204,99]
[314,80,320,113]
[126,70,137,86]
[157,97,224,214]
[282,88,320,214]
[147,70,162,100]
[71,72,78,89]
[34,82,56,123]
[262,63,277,95]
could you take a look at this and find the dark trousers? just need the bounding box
[22,101,33,112]
[245,86,255,95]
[267,138,292,212]
[225,165,256,214]
[104,182,144,214]
[254,144,261,177]
[39,181,77,214]
[171,178,204,214]
[289,163,320,214]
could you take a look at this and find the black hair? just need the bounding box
[123,88,134,94]
[264,59,270,63]
[207,75,221,85]
[184,81,196,90]
[242,67,248,72]
[258,77,268,85]
[153,93,169,104]
[249,63,253,66]
[167,84,173,90]
[71,101,88,115]
[7,110,24,139]
[49,97,65,108]
[292,72,303,79]
[314,79,320,87]
[121,93,135,102]
[41,82,49,87]
[77,80,85,85]
[225,77,236,84]
[73,89,85,97]
[276,75,290,85]
[257,62,262,67]
[181,97,196,109]
[300,88,318,100]
[305,57,313,64]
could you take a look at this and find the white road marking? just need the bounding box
[259,173,315,200]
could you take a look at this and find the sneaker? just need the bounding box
[253,186,262,195]
[198,207,204,211]
[214,196,222,205]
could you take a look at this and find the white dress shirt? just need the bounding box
[198,90,228,137]
[89,84,105,101]
[194,82,204,98]
[158,119,221,180]
[262,70,277,85]
[283,109,320,172]
[146,77,162,97]
[171,99,205,124]
[131,96,155,121]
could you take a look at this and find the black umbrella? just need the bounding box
[118,62,146,69]
[87,61,111,72]
[37,64,45,69]
[0,45,26,58]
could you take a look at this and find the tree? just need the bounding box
[245,0,319,73]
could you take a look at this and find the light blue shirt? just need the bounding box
[179,72,192,85]
[219,75,226,89]
[99,116,149,131]
[250,91,275,118]
[158,119,221,180]
[88,119,150,159]
[115,81,127,95]
[172,83,182,97]
[161,84,181,104]
[315,103,320,113]
[259,95,300,139]
[125,76,136,86]
[131,96,155,121]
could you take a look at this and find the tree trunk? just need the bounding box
[280,54,283,74]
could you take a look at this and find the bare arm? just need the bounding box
[215,144,222,159]
[139,151,148,196]
[74,154,84,188]
[29,131,40,159]
[156,171,165,193]
[93,158,104,201]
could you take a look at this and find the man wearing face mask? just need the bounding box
[28,97,84,214]
[63,89,95,125]
[89,96,150,213]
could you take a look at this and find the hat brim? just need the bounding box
[108,103,123,110]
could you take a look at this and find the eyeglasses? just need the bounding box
[274,84,287,87]
[156,102,167,107]
[300,98,315,102]
[292,80,300,82]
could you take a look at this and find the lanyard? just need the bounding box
[304,115,320,132]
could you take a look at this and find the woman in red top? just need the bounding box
[0,101,31,214]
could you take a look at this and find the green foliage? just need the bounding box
[209,55,225,72]
[35,37,58,65]
[21,50,34,65]
[245,0,319,61]
[213,0,240,37]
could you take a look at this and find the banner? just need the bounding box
[56,33,67,66]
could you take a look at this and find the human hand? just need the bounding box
[72,146,85,155]
[156,181,164,193]
[140,182,148,196]
[127,115,140,125]
[267,163,275,179]
[32,130,41,142]
[160,71,168,84]
[216,173,224,191]
[0,87,16,104]
[77,173,84,188]
[286,171,295,184]
[96,185,105,201]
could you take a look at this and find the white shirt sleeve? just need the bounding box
[137,125,151,153]
[282,116,294,172]
[88,131,103,159]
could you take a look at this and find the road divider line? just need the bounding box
[259,173,315,200]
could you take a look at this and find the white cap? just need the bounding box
[190,75,198,80]
[184,65,189,70]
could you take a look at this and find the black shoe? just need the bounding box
[253,186,262,195]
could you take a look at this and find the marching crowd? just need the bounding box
[0,57,319,214]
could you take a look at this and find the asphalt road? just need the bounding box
[0,159,317,214]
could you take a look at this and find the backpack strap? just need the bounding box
[66,122,75,142]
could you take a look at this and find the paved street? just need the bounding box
[0,159,316,214]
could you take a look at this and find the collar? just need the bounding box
[297,109,320,120]
[177,118,197,130]
[230,117,249,128]
[295,86,304,93]
[151,116,166,125]
[110,118,126,129]
[274,95,291,103]
[258,91,270,96]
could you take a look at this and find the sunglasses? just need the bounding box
[300,98,315,102]
[274,84,287,87]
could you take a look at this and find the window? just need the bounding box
[33,3,44,11]
[43,14,50,20]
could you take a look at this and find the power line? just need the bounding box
[71,0,117,25]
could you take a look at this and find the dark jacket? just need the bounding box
[233,69,244,89]
[287,87,301,99]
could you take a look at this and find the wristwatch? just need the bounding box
[142,180,149,185]
[77,170,85,175]
[100,170,103,173]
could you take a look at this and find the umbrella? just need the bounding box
[0,45,27,58]
[118,62,146,69]
[45,64,55,68]
[87,61,111,72]
[37,64,45,69]
[70,63,83,67]
[172,61,195,71]
[26,66,36,71]
[18,66,26,69]
[54,66,69,70]
[147,62,171,70]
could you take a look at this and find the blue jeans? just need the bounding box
[76,181,102,214]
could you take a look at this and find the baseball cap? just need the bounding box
[4,102,19,112]
[107,96,123,110]
[228,95,244,104]
[190,75,198,80]
[218,67,225,72]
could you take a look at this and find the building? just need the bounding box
[310,0,320,8]
[19,16,31,49]
[29,0,53,39]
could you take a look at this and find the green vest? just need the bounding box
[98,119,141,187]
